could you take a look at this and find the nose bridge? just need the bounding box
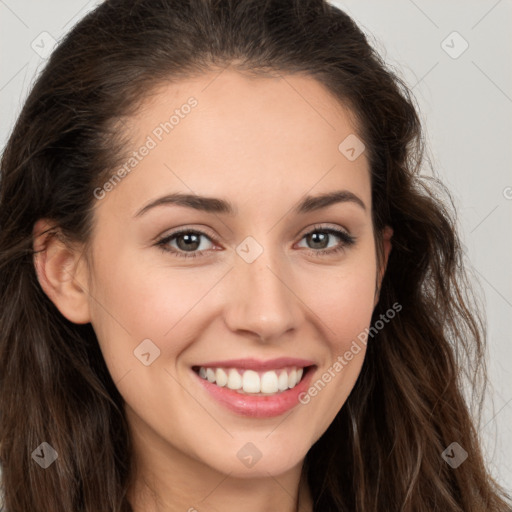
[223,235,302,341]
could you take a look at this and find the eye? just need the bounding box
[296,225,356,256]
[155,229,216,259]
[155,224,356,260]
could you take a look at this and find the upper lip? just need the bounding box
[193,357,316,371]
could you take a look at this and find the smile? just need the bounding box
[191,358,317,418]
[194,366,305,395]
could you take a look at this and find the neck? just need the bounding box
[129,469,313,512]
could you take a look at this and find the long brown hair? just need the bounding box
[0,1,510,510]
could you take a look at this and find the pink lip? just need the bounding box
[192,364,317,418]
[193,357,315,371]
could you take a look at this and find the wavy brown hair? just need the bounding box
[0,0,510,510]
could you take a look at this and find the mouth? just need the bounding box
[191,358,317,418]
[192,365,312,395]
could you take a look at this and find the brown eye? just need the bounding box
[156,229,215,258]
[297,226,356,256]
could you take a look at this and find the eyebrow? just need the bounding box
[133,189,366,218]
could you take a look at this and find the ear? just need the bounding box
[374,225,393,307]
[32,218,92,324]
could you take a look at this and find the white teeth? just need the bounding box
[215,368,228,387]
[278,370,289,391]
[227,368,242,390]
[196,365,307,394]
[288,368,297,388]
[242,370,260,393]
[260,371,279,394]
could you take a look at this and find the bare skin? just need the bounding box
[33,68,392,512]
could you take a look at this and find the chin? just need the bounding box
[198,435,310,478]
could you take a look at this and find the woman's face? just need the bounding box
[82,70,390,478]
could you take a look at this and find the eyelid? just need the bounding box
[156,225,219,244]
[297,222,352,239]
[157,223,352,245]
[295,224,356,252]
[155,223,356,258]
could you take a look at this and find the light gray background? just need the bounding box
[0,0,511,492]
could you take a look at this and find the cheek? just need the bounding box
[325,273,376,346]
[90,235,377,370]
[295,253,377,426]
[305,254,378,349]
[89,251,229,372]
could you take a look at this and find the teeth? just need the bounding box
[242,370,260,393]
[227,368,242,390]
[261,371,279,393]
[278,370,289,391]
[215,368,228,387]
[288,368,297,388]
[196,365,306,394]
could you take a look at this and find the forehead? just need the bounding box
[95,69,370,218]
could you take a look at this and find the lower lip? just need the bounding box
[193,367,316,418]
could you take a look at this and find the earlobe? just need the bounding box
[32,219,92,324]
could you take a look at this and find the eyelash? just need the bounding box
[155,224,356,260]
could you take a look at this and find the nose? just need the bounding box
[223,243,303,343]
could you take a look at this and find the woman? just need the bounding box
[0,0,510,510]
